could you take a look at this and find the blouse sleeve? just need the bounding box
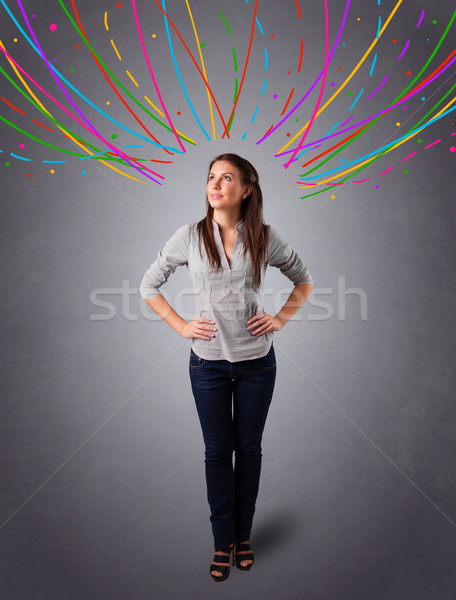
[266,225,314,286]
[139,224,191,300]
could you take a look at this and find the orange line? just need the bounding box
[280,88,294,116]
[154,0,229,137]
[298,37,303,73]
[70,0,173,155]
[31,118,55,132]
[1,96,25,114]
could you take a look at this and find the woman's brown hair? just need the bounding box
[196,153,269,290]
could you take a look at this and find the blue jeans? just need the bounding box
[189,342,277,547]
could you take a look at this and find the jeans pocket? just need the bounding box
[189,348,206,368]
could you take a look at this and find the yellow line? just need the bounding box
[126,70,139,87]
[298,94,456,188]
[110,38,122,61]
[104,11,109,32]
[277,0,404,155]
[143,96,197,144]
[0,39,148,184]
[185,0,216,139]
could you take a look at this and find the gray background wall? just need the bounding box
[1,0,455,598]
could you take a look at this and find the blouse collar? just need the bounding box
[212,217,244,233]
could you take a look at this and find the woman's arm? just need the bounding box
[145,294,188,336]
[274,283,313,327]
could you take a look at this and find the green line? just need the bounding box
[233,78,238,105]
[298,10,456,183]
[0,113,150,168]
[232,47,238,72]
[219,11,231,34]
[0,63,143,166]
[227,111,235,134]
[58,0,196,146]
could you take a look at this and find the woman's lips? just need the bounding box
[211,194,223,198]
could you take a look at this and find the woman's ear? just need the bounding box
[243,184,253,198]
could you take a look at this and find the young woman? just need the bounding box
[139,153,314,581]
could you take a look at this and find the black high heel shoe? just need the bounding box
[234,535,254,570]
[210,543,234,582]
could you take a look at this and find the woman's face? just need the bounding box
[206,160,250,212]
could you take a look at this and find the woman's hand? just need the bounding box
[246,312,285,336]
[181,316,217,340]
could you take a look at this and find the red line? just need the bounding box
[280,88,294,116]
[222,0,258,138]
[154,0,229,137]
[301,124,371,169]
[295,0,302,19]
[1,96,25,115]
[31,118,55,132]
[70,0,172,155]
[298,37,303,73]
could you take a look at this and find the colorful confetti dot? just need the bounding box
[13,38,18,42]
[271,35,275,39]
[81,170,86,175]
[75,44,79,49]
[106,101,111,105]
[49,23,57,31]
[331,195,336,199]
[404,169,408,174]
[117,2,122,7]
[111,134,117,139]
[392,39,396,43]
[50,169,55,174]
[396,122,401,126]
[152,34,156,38]
[273,94,278,99]
[450,146,456,152]
[27,173,31,177]
[19,143,24,149]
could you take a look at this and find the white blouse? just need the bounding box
[139,218,313,362]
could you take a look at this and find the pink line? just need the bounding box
[296,182,317,186]
[425,139,441,149]
[397,40,410,61]
[131,0,185,153]
[451,132,456,136]
[353,178,370,183]
[284,0,329,169]
[0,41,163,182]
[379,166,394,176]
[416,10,425,28]
[256,0,350,145]
[402,152,417,161]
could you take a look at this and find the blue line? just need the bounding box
[42,160,67,163]
[251,105,259,123]
[162,0,210,140]
[10,152,31,160]
[255,17,264,35]
[123,145,144,148]
[261,78,267,95]
[0,0,184,153]
[299,104,456,181]
[241,131,247,140]
[369,53,377,76]
[376,16,381,39]
[349,89,363,111]
[325,121,341,136]
[264,48,268,70]
[79,151,108,159]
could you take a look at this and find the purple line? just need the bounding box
[256,0,351,145]
[364,74,389,101]
[14,0,162,183]
[276,52,456,159]
[397,40,410,61]
[341,116,355,127]
[416,9,425,28]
